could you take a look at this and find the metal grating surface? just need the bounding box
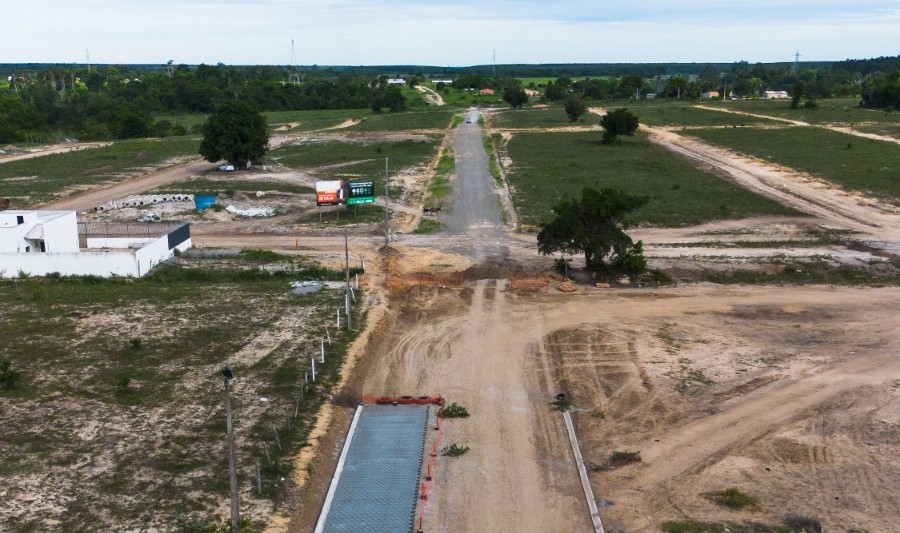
[320,404,428,533]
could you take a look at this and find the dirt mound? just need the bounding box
[462,260,527,280]
[385,271,464,290]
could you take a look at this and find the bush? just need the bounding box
[782,515,822,533]
[704,487,757,509]
[0,360,22,389]
[609,450,641,466]
[439,402,470,418]
[442,443,470,457]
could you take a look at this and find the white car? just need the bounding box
[218,163,235,171]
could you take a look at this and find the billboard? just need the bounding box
[316,180,344,206]
[346,180,376,205]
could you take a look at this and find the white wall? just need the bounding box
[0,251,139,278]
[43,212,80,252]
[86,237,154,249]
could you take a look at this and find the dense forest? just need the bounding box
[1,56,897,144]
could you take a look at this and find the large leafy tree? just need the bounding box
[600,108,639,144]
[199,100,269,168]
[537,187,648,274]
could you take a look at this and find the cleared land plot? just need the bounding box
[0,257,361,532]
[346,109,454,132]
[156,177,314,196]
[503,132,798,227]
[0,137,200,205]
[490,105,603,128]
[702,98,898,125]
[269,138,439,183]
[264,109,373,132]
[685,127,900,200]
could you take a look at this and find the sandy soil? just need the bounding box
[416,85,446,106]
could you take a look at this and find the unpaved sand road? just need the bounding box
[416,85,446,106]
[0,141,112,164]
[41,134,299,213]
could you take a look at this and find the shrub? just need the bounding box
[439,402,470,418]
[442,443,470,457]
[0,360,21,389]
[704,487,757,510]
[609,450,641,466]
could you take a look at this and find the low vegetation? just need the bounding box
[706,260,900,286]
[425,150,455,208]
[439,402,470,418]
[0,255,364,531]
[414,218,445,234]
[609,450,642,466]
[686,127,899,201]
[504,131,797,228]
[346,109,454,132]
[490,105,603,129]
[661,515,823,533]
[704,487,758,510]
[0,137,200,206]
[442,444,471,457]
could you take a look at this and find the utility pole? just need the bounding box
[344,227,352,330]
[384,158,390,245]
[222,367,240,532]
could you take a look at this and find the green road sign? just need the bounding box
[347,180,375,205]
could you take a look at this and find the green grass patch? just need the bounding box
[297,203,386,227]
[413,218,445,234]
[704,487,758,510]
[0,137,200,206]
[504,131,798,228]
[263,108,373,131]
[483,134,503,186]
[624,103,779,127]
[703,98,896,125]
[490,105,603,128]
[347,109,455,131]
[425,151,454,207]
[451,115,463,128]
[686,126,899,201]
[439,402,470,418]
[442,443,470,457]
[270,138,439,184]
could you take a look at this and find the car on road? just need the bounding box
[465,117,474,123]
[218,163,235,171]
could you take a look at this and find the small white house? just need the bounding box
[0,210,191,278]
[764,90,790,99]
[386,78,406,85]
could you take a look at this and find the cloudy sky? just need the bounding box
[3,1,898,65]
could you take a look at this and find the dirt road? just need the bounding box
[416,85,446,106]
[0,142,112,164]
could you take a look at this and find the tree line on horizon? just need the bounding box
[1,56,897,144]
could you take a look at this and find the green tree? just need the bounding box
[0,360,21,390]
[503,87,528,108]
[199,100,269,168]
[600,108,639,144]
[564,94,587,122]
[537,187,648,274]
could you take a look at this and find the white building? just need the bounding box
[0,210,191,278]
[386,78,406,85]
[764,90,790,99]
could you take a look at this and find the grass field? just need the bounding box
[503,131,798,228]
[346,109,455,131]
[269,138,439,189]
[264,109,373,131]
[0,137,200,206]
[702,98,898,125]
[489,105,603,128]
[685,127,900,200]
[619,104,779,127]
[0,255,363,532]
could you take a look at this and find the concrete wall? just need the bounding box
[86,237,155,249]
[0,211,79,253]
[0,251,139,278]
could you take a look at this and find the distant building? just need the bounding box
[645,93,656,100]
[523,89,539,97]
[479,88,495,96]
[431,79,453,84]
[701,91,720,99]
[0,210,191,278]
[764,90,790,99]
[386,79,406,85]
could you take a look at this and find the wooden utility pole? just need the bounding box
[224,371,240,532]
[384,158,390,245]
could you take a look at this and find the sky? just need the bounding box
[3,1,899,66]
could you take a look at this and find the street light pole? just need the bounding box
[222,367,240,532]
[384,157,390,245]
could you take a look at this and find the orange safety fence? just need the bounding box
[361,394,445,406]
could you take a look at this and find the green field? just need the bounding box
[504,131,799,228]
[686,127,899,200]
[263,109,373,131]
[346,109,455,131]
[702,98,898,125]
[0,256,363,531]
[490,105,603,128]
[0,137,200,206]
[269,137,439,184]
[619,103,779,127]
